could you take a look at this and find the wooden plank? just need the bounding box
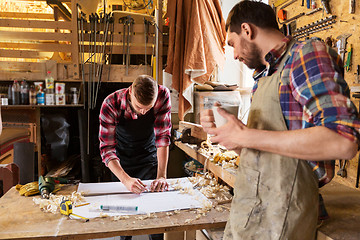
[85,64,152,82]
[155,0,163,84]
[0,186,229,239]
[0,61,45,71]
[70,0,79,79]
[179,121,208,141]
[0,12,54,20]
[0,19,71,30]
[0,42,72,52]
[0,49,53,59]
[0,31,71,41]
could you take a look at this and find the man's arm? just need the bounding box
[156,146,169,179]
[108,160,146,194]
[201,108,358,161]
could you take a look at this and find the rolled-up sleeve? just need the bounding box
[99,94,119,166]
[154,86,172,148]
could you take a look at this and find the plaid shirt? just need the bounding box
[252,36,360,187]
[99,85,172,166]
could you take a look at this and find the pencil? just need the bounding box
[74,203,90,208]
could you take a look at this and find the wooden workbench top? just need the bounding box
[0,185,229,240]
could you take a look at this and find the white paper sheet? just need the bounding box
[74,177,208,219]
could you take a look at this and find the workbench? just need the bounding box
[0,184,229,240]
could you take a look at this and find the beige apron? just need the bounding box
[224,41,319,240]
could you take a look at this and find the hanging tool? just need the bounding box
[311,0,316,8]
[302,0,305,6]
[356,65,360,83]
[306,0,311,8]
[337,160,347,178]
[278,9,287,21]
[60,200,89,222]
[350,0,355,13]
[305,7,322,15]
[274,0,294,8]
[279,12,305,24]
[321,0,331,14]
[120,16,134,76]
[345,44,352,72]
[280,0,297,9]
[336,33,351,62]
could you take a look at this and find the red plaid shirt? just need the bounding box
[99,85,172,166]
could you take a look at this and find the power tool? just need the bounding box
[38,176,70,199]
[38,176,56,199]
[60,200,89,222]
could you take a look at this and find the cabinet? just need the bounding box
[0,105,84,179]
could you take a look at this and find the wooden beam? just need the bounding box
[70,0,79,79]
[0,49,53,59]
[0,31,71,41]
[0,19,71,30]
[0,12,54,20]
[0,42,72,52]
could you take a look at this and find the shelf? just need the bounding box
[1,104,84,109]
[175,141,236,188]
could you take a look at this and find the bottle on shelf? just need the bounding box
[45,88,55,105]
[29,85,37,105]
[11,80,21,105]
[45,71,54,90]
[8,84,12,105]
[70,87,78,105]
[20,79,29,105]
[37,88,45,105]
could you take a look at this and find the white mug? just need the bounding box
[212,105,239,127]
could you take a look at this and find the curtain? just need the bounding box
[165,0,226,120]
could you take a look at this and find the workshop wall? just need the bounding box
[269,0,360,190]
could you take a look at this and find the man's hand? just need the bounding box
[150,177,169,192]
[200,106,248,152]
[123,177,147,194]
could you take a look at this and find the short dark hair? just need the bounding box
[132,75,158,105]
[225,0,279,33]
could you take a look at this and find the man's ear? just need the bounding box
[241,23,254,40]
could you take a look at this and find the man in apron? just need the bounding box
[99,75,172,240]
[200,1,360,239]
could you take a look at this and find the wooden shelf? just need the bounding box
[175,141,236,188]
[1,104,84,109]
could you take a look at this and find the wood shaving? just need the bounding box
[33,191,85,214]
[135,213,157,220]
[113,215,130,221]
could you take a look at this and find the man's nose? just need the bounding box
[140,109,147,114]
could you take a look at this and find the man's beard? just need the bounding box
[243,41,263,69]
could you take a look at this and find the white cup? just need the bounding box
[212,105,239,127]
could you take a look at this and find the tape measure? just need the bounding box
[60,200,89,222]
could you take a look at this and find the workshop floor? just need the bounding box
[93,236,148,240]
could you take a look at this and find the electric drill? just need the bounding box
[38,176,55,199]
